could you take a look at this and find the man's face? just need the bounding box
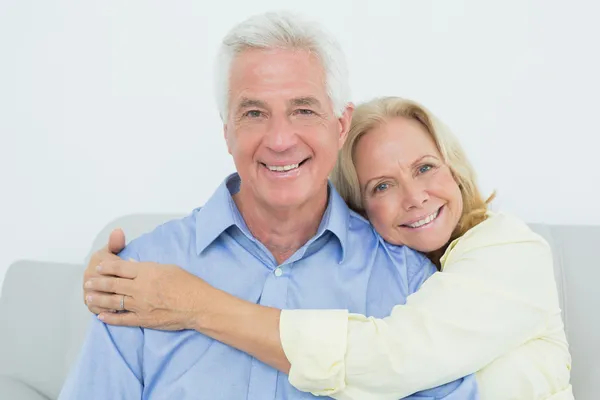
[224,48,352,210]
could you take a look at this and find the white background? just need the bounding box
[1,0,599,293]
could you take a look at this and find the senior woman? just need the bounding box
[84,97,573,399]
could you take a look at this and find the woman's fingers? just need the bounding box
[84,276,135,296]
[107,228,126,254]
[87,305,114,315]
[85,290,117,314]
[82,228,127,309]
[97,259,139,279]
[98,310,141,327]
[83,247,121,302]
[86,292,136,312]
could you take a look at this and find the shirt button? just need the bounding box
[274,267,283,277]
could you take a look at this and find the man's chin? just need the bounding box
[258,186,318,209]
[263,194,309,209]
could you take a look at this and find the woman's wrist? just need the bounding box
[189,284,291,373]
[190,284,236,333]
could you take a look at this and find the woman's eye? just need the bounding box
[374,183,389,192]
[418,164,433,174]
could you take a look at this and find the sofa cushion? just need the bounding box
[0,260,83,399]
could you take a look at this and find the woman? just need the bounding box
[85,97,573,399]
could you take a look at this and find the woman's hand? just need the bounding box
[82,231,290,373]
[83,229,126,315]
[84,259,215,331]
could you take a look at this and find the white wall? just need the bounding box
[2,0,599,293]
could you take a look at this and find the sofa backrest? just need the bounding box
[529,223,600,399]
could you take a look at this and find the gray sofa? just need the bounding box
[0,214,598,399]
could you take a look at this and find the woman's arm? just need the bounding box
[185,215,565,399]
[189,286,292,374]
[85,253,294,372]
[275,216,566,398]
[83,230,293,372]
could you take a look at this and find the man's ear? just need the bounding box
[337,103,355,149]
[223,124,233,155]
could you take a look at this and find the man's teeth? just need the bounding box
[266,163,300,172]
[407,209,439,228]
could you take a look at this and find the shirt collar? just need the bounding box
[194,173,350,261]
[194,173,241,255]
[319,181,350,262]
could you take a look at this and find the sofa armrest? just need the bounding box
[0,376,49,400]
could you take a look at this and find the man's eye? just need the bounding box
[295,109,315,116]
[244,110,263,118]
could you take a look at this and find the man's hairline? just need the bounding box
[220,46,347,121]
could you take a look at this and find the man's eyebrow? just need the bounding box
[289,96,322,108]
[236,98,268,111]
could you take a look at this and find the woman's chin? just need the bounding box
[403,232,452,254]
[383,233,448,254]
[379,220,454,253]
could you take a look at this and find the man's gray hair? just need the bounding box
[214,11,351,121]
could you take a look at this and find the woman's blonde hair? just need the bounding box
[331,96,494,264]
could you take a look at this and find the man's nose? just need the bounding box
[264,115,298,152]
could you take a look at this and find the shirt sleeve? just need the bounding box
[58,245,145,400]
[280,216,560,399]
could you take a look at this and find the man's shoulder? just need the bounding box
[120,210,200,261]
[124,175,233,256]
[381,240,434,282]
[345,208,379,244]
[345,209,431,268]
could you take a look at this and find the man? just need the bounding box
[60,11,477,399]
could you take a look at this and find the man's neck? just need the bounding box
[233,186,329,265]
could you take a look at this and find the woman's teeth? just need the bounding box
[406,209,439,228]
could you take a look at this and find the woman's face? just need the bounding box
[354,117,463,252]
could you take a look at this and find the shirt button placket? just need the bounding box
[246,264,290,400]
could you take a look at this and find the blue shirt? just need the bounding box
[60,173,478,400]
